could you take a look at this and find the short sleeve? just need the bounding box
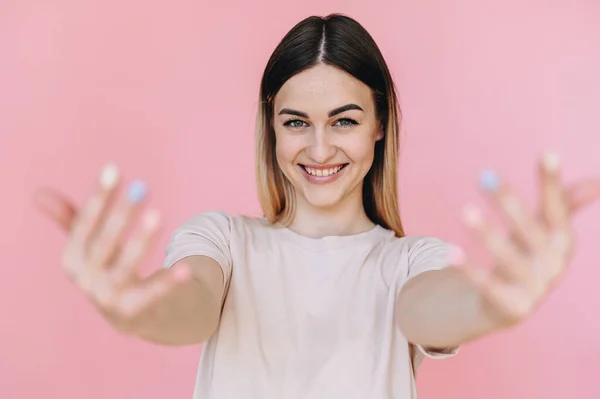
[406,236,452,280]
[405,236,460,359]
[410,342,458,374]
[163,211,232,288]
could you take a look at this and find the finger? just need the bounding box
[110,209,161,286]
[540,230,573,281]
[115,264,191,317]
[462,204,530,283]
[70,164,121,245]
[88,179,148,268]
[60,164,120,278]
[538,152,570,231]
[81,268,116,308]
[566,178,600,213]
[479,170,547,252]
[33,187,78,232]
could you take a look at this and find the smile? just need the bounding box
[298,163,349,184]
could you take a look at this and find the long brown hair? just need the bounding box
[255,14,404,237]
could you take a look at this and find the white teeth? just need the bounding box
[304,165,344,177]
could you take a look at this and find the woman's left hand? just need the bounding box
[457,152,600,327]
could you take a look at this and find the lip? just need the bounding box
[298,163,348,185]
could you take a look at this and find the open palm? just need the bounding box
[33,165,190,331]
[457,153,600,325]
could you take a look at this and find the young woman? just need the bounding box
[35,14,600,399]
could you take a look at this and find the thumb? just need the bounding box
[32,187,78,232]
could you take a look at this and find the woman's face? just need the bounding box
[273,64,383,212]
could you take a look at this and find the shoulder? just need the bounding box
[402,236,450,255]
[177,210,232,228]
[172,210,267,236]
[381,234,449,255]
[378,234,452,278]
[401,236,452,277]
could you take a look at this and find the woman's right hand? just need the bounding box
[33,164,191,333]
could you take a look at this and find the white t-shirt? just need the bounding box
[163,211,458,399]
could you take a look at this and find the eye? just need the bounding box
[283,119,309,129]
[334,118,359,128]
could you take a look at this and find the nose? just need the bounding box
[306,127,336,164]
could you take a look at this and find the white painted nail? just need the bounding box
[100,163,119,189]
[542,152,560,172]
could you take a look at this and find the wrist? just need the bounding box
[477,293,519,332]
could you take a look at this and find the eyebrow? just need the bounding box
[278,103,364,118]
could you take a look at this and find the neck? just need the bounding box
[286,188,375,239]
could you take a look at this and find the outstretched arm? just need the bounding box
[34,166,226,346]
[396,154,600,349]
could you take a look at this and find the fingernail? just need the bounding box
[100,163,119,189]
[479,169,500,192]
[127,180,147,203]
[463,203,483,226]
[447,245,465,265]
[542,151,560,172]
[143,209,160,229]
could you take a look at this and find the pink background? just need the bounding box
[2,0,599,398]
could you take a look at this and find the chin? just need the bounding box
[300,189,346,210]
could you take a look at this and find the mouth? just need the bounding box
[298,163,349,184]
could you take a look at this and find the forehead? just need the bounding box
[274,64,374,115]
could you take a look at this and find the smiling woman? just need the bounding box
[271,64,385,227]
[256,16,403,235]
[34,12,600,399]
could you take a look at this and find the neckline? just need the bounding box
[268,221,392,251]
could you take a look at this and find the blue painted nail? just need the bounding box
[127,180,147,203]
[479,169,500,192]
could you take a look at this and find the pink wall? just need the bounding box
[2,0,599,398]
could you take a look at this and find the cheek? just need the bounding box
[275,134,300,166]
[343,135,377,164]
